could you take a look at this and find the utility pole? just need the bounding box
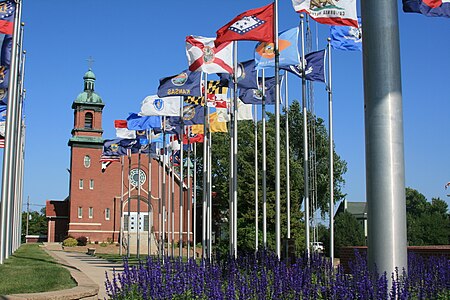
[25,196,29,236]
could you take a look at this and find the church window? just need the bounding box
[78,207,82,218]
[79,179,83,189]
[85,112,93,129]
[105,208,110,220]
[84,156,91,168]
[89,179,94,190]
[88,207,93,219]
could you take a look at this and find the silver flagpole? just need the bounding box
[148,131,153,256]
[284,71,291,239]
[179,101,185,258]
[300,15,310,256]
[254,104,259,252]
[361,0,407,275]
[202,73,208,259]
[127,151,132,258]
[137,151,142,259]
[162,119,167,258]
[0,0,22,263]
[261,70,267,249]
[208,123,212,260]
[193,143,197,259]
[157,145,162,257]
[169,148,174,256]
[327,39,334,264]
[120,156,124,256]
[274,0,281,259]
[186,127,191,259]
[232,42,238,258]
[229,56,235,257]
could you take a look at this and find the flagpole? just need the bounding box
[137,151,142,259]
[232,41,238,258]
[186,127,192,259]
[327,38,335,264]
[169,148,174,256]
[148,132,153,256]
[254,103,259,252]
[120,156,124,256]
[162,119,167,258]
[193,143,197,259]
[300,14,310,256]
[274,0,281,259]
[127,150,132,258]
[208,123,212,259]
[284,71,291,239]
[157,145,162,258]
[262,70,267,250]
[179,99,185,258]
[202,73,208,260]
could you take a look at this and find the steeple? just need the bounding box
[68,69,105,147]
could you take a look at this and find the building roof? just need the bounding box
[336,200,367,219]
[73,69,104,106]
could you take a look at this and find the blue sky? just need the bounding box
[16,0,449,212]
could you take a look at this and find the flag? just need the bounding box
[216,107,230,122]
[184,80,229,107]
[0,104,6,121]
[157,69,202,97]
[1,33,11,66]
[103,139,137,156]
[215,3,274,47]
[186,36,233,74]
[291,0,358,27]
[140,95,182,116]
[255,27,300,70]
[126,113,161,130]
[402,0,450,17]
[218,59,259,90]
[239,76,279,105]
[0,1,15,35]
[330,19,362,51]
[184,96,204,106]
[280,49,326,82]
[168,104,205,126]
[100,155,121,173]
[191,112,228,133]
[237,99,254,120]
[170,150,181,166]
[183,130,204,144]
[114,119,136,139]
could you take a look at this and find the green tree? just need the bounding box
[21,207,47,242]
[334,211,365,258]
[194,100,347,254]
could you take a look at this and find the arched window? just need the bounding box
[84,112,93,129]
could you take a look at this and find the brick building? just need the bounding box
[46,69,189,248]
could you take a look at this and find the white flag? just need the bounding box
[186,36,234,74]
[237,99,253,121]
[140,95,182,116]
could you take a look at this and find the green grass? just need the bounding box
[0,244,76,295]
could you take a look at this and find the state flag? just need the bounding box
[280,49,326,83]
[114,119,136,139]
[191,112,228,133]
[0,1,15,35]
[292,0,358,27]
[186,36,233,74]
[255,27,300,70]
[157,69,202,97]
[218,59,259,90]
[167,104,205,126]
[140,95,182,116]
[126,113,161,130]
[402,0,450,17]
[330,20,362,51]
[239,76,279,105]
[215,3,274,47]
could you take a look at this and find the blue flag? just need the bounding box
[403,0,450,18]
[168,104,205,127]
[330,20,362,51]
[255,27,300,70]
[218,59,259,90]
[103,138,154,156]
[126,113,161,130]
[0,104,6,121]
[157,69,202,97]
[281,49,326,83]
[239,76,281,105]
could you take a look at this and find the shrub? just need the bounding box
[62,237,77,247]
[76,236,88,246]
[100,242,108,247]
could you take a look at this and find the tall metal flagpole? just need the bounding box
[284,71,291,239]
[207,124,212,259]
[137,151,142,259]
[170,150,174,256]
[202,73,208,259]
[361,0,407,275]
[0,0,22,264]
[327,39,334,263]
[179,103,185,258]
[162,120,167,258]
[254,104,259,252]
[148,132,153,256]
[127,150,132,258]
[274,0,281,259]
[193,144,197,259]
[120,157,124,256]
[261,70,267,249]
[186,127,192,259]
[232,42,238,258]
[300,15,310,256]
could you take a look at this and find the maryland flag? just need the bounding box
[184,81,229,107]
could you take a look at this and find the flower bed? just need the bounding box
[106,251,450,299]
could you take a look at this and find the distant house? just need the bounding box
[335,200,368,239]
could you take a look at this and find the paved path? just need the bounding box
[49,250,123,300]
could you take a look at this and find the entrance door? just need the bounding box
[124,212,149,232]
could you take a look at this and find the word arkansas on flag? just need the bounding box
[185,36,233,74]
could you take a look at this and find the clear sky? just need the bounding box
[15,0,449,212]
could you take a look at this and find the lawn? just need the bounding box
[0,243,76,295]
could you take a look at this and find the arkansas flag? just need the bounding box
[291,0,358,27]
[186,36,233,74]
[403,0,450,17]
[215,3,274,47]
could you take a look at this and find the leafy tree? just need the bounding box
[334,211,365,257]
[21,207,47,242]
[405,187,449,245]
[194,100,347,254]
